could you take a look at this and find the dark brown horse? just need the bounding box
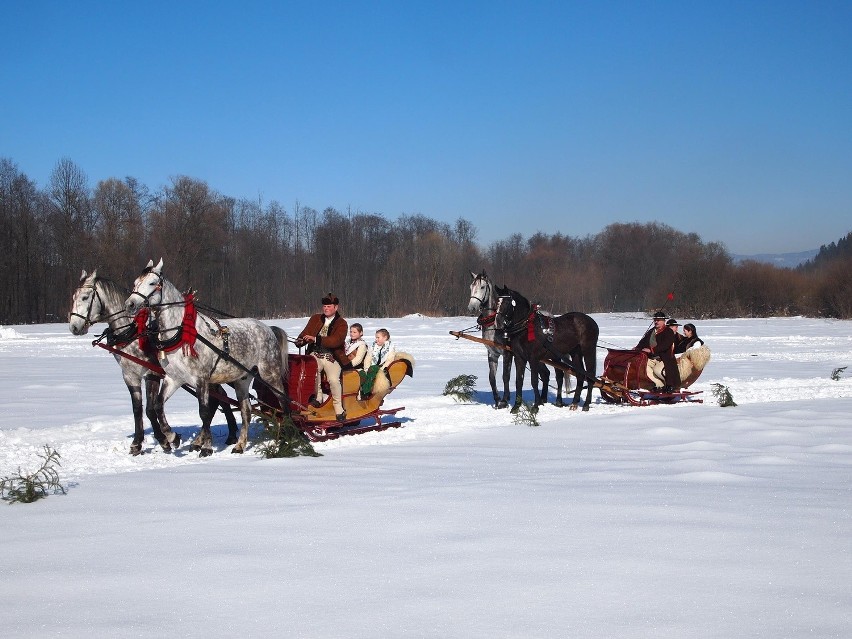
[494,286,599,412]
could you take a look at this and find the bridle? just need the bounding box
[470,275,498,328]
[68,282,102,329]
[495,292,528,337]
[126,269,165,311]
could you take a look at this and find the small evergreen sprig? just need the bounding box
[1,445,67,504]
[710,383,737,407]
[830,366,847,381]
[512,402,540,427]
[443,374,478,403]
[254,412,322,458]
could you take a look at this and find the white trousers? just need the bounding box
[314,355,343,415]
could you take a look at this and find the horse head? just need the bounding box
[493,285,514,330]
[125,258,165,315]
[68,269,103,335]
[468,270,492,314]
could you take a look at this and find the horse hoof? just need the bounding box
[199,448,213,458]
[231,445,244,455]
[554,400,564,408]
[569,404,579,411]
[581,405,590,412]
[172,434,182,449]
[495,401,508,410]
[129,444,143,456]
[510,405,520,414]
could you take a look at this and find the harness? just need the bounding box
[497,294,555,342]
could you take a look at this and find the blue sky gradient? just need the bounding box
[3,1,851,254]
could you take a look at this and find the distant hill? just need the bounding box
[732,249,818,269]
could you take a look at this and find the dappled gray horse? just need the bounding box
[468,271,513,408]
[69,270,237,455]
[124,259,289,456]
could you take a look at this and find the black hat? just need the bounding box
[666,319,680,326]
[321,293,339,305]
[652,310,667,320]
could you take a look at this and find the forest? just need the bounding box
[2,157,851,324]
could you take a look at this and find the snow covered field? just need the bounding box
[1,314,851,638]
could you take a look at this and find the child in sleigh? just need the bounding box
[359,328,396,398]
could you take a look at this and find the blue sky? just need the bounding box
[3,1,851,254]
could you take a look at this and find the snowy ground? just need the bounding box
[1,314,851,638]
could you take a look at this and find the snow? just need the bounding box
[1,314,851,638]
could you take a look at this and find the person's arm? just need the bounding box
[349,342,368,367]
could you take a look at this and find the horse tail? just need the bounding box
[271,326,289,382]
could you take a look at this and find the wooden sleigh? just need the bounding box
[254,353,416,442]
[598,348,709,406]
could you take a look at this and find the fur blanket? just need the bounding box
[646,346,711,389]
[371,352,416,399]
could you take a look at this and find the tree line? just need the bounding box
[2,156,850,324]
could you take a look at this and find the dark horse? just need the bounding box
[69,270,237,455]
[494,286,599,412]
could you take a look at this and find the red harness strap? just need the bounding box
[159,293,199,356]
[527,311,537,342]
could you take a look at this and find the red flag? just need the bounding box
[667,292,675,301]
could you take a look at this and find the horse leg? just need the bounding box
[190,382,216,457]
[582,350,596,411]
[510,354,526,414]
[568,352,585,411]
[554,369,565,408]
[231,396,254,454]
[499,350,512,409]
[222,403,238,446]
[528,359,542,411]
[154,378,183,451]
[144,376,171,452]
[487,351,500,408]
[537,364,550,406]
[127,383,145,456]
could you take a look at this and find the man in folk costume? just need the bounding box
[635,310,681,392]
[294,293,349,420]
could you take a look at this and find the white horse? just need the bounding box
[124,259,289,457]
[468,271,513,408]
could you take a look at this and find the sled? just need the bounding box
[598,349,706,406]
[254,353,415,442]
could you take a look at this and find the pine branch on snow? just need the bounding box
[443,374,478,403]
[711,383,737,407]
[1,445,67,504]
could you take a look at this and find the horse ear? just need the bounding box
[153,258,163,274]
[145,259,153,269]
[80,270,88,283]
[470,270,477,279]
[90,268,98,280]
